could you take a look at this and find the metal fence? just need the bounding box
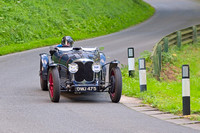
[151,24,200,79]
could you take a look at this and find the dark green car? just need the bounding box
[39,47,122,103]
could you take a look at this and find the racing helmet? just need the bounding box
[61,36,74,47]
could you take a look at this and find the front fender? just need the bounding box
[49,63,58,67]
[39,53,49,80]
[100,52,106,66]
[109,60,120,76]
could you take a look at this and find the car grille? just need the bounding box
[74,61,94,82]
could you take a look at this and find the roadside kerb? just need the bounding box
[120,95,200,131]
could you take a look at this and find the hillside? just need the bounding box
[122,42,200,120]
[0,0,154,55]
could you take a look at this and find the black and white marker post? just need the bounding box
[128,47,135,77]
[182,65,190,115]
[139,58,147,92]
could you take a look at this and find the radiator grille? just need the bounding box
[74,61,94,82]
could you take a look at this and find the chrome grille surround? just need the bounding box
[73,59,94,82]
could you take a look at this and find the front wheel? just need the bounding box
[109,67,122,103]
[48,67,60,102]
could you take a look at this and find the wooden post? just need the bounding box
[157,44,162,73]
[153,53,159,78]
[193,26,197,44]
[164,37,169,53]
[177,31,182,48]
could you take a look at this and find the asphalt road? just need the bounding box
[0,0,200,133]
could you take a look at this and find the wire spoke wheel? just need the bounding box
[48,67,60,102]
[109,67,122,103]
[49,73,54,98]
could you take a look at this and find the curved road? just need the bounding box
[0,0,200,133]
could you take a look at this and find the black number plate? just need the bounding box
[75,86,98,92]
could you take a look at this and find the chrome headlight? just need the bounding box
[92,64,101,73]
[69,63,78,73]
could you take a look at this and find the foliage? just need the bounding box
[139,50,152,62]
[122,42,200,119]
[0,0,154,55]
[162,52,176,64]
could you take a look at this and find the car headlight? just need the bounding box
[92,64,101,73]
[69,63,78,73]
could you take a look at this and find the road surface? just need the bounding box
[0,0,200,132]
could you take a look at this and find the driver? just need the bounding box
[57,36,74,47]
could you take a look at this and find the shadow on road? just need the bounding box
[60,92,111,103]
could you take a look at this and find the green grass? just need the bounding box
[122,42,200,119]
[0,0,154,55]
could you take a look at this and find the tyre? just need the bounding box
[109,67,122,103]
[40,60,48,91]
[48,67,60,102]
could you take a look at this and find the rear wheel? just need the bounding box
[40,59,48,91]
[109,67,122,103]
[48,67,60,102]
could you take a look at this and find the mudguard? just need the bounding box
[109,60,120,76]
[100,52,106,66]
[100,52,107,79]
[49,63,58,67]
[39,53,49,80]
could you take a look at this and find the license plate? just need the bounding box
[75,86,97,92]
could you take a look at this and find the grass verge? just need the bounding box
[0,0,154,55]
[122,42,200,121]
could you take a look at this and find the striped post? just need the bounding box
[139,58,147,92]
[128,47,135,77]
[182,65,190,115]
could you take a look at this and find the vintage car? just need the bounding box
[39,47,122,103]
